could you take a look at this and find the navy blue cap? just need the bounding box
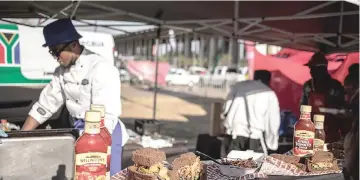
[42,18,82,47]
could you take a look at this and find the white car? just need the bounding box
[165,68,200,87]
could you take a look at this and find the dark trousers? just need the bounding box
[222,135,263,157]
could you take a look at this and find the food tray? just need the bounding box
[111,164,267,180]
[258,156,342,176]
[206,164,266,180]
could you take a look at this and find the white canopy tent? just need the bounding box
[0,1,358,53]
[0,0,358,119]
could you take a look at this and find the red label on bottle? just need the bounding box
[293,130,315,156]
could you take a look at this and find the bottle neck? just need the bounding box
[299,112,311,121]
[84,121,100,134]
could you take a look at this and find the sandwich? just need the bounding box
[306,151,339,172]
[270,154,306,171]
[127,148,170,180]
[169,152,203,180]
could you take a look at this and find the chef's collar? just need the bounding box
[73,46,96,66]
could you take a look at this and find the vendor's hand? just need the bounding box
[21,116,40,131]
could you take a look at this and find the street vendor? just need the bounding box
[344,63,359,116]
[300,52,345,143]
[20,19,129,175]
[343,64,359,180]
[222,70,281,156]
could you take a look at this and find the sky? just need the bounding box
[0,18,156,36]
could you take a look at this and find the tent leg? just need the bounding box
[338,1,344,47]
[152,27,161,120]
[231,1,239,67]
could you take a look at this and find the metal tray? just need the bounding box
[0,129,79,180]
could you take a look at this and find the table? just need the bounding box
[202,161,345,180]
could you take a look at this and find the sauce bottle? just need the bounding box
[90,104,112,180]
[293,105,315,157]
[313,114,326,151]
[75,110,107,180]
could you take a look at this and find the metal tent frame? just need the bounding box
[0,0,358,120]
[0,1,358,52]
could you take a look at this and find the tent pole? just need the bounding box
[232,0,239,67]
[237,20,261,34]
[338,1,344,47]
[295,1,337,16]
[199,22,232,36]
[0,19,37,27]
[70,0,81,19]
[165,11,357,25]
[342,39,359,48]
[313,36,337,47]
[152,9,164,121]
[32,2,74,25]
[152,29,161,120]
[195,21,232,32]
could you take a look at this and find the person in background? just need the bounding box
[222,70,280,156]
[344,63,359,115]
[343,63,359,180]
[300,52,345,143]
[20,19,128,175]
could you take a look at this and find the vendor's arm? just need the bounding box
[22,67,64,131]
[265,91,281,150]
[222,83,237,116]
[91,62,122,134]
[330,80,346,107]
[300,80,311,106]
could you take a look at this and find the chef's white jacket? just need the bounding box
[222,80,280,152]
[29,49,129,146]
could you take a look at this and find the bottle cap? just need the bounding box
[313,114,325,122]
[300,105,312,113]
[90,104,105,118]
[85,111,101,123]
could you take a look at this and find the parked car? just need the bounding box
[200,66,246,87]
[165,68,200,87]
[188,66,207,75]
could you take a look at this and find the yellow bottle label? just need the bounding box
[313,138,325,151]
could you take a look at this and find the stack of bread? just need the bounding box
[127,148,203,180]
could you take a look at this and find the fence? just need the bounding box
[162,78,239,99]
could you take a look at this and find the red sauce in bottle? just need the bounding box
[75,110,107,180]
[313,114,326,151]
[293,105,315,157]
[91,104,112,179]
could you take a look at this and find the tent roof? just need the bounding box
[0,1,358,53]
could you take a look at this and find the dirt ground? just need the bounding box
[120,84,207,122]
[119,84,225,146]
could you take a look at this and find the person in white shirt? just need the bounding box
[222,70,280,156]
[21,19,128,175]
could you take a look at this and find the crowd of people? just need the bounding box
[222,52,359,180]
